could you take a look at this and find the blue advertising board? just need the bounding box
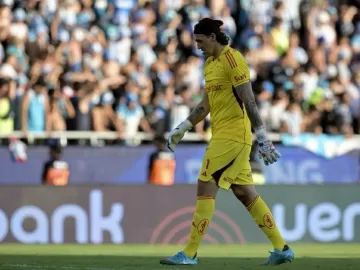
[0,144,359,184]
[0,145,208,185]
[261,146,360,184]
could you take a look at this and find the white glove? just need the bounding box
[256,127,281,166]
[167,119,193,152]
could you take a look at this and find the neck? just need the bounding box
[213,44,227,59]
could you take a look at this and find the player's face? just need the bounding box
[194,34,215,56]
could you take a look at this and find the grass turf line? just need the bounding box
[0,244,359,270]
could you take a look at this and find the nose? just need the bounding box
[195,42,201,50]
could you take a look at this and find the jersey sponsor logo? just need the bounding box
[234,74,247,83]
[202,171,207,177]
[205,84,223,93]
[225,51,237,69]
[197,219,209,235]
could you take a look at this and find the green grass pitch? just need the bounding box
[0,244,359,270]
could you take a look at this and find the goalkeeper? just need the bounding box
[160,18,294,266]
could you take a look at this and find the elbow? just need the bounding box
[243,99,257,107]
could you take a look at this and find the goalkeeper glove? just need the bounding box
[256,127,281,166]
[167,119,193,152]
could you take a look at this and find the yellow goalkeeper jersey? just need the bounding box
[204,45,252,145]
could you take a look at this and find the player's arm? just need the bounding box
[233,82,263,129]
[187,91,210,126]
[224,50,281,165]
[222,52,263,129]
[234,82,281,165]
[167,92,209,152]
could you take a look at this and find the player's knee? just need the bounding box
[231,185,258,206]
[197,180,218,198]
[232,187,247,203]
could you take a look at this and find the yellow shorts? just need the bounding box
[198,139,253,190]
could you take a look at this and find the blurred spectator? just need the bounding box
[320,97,341,134]
[116,91,152,144]
[48,85,75,131]
[0,0,357,140]
[280,101,304,135]
[148,135,176,185]
[20,77,49,133]
[42,142,70,186]
[0,77,14,133]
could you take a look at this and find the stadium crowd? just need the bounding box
[0,0,359,143]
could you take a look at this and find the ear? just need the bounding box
[211,33,216,42]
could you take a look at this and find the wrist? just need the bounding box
[178,119,193,131]
[255,126,267,143]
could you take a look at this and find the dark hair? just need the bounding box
[49,143,62,154]
[0,77,10,86]
[194,18,229,45]
[35,76,47,88]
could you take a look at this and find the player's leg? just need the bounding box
[231,184,294,264]
[181,146,237,259]
[159,180,218,265]
[183,179,218,258]
[231,184,286,248]
[160,139,239,265]
[220,143,293,265]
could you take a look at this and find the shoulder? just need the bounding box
[26,90,34,98]
[231,48,246,61]
[221,48,247,68]
[204,56,213,68]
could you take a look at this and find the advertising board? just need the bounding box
[0,186,359,244]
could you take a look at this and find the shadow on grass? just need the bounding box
[0,256,359,270]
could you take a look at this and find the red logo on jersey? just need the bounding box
[205,84,223,93]
[234,74,247,82]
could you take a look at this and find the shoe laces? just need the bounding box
[174,252,185,260]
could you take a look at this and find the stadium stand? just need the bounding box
[0,0,358,146]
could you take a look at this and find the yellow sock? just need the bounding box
[248,195,286,250]
[183,196,215,258]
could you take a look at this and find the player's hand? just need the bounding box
[167,119,193,152]
[258,140,281,166]
[256,127,281,166]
